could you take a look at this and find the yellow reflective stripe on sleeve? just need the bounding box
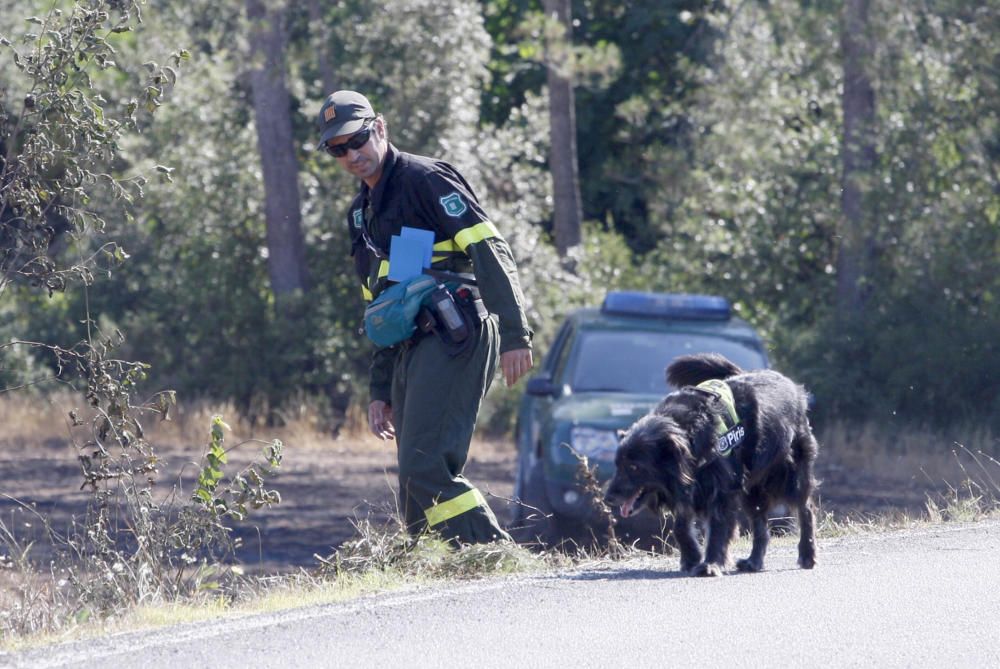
[431,239,464,264]
[453,221,500,251]
[433,239,461,252]
[361,285,373,301]
[424,489,487,527]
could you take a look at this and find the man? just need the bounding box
[317,90,533,545]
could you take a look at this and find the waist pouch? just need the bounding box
[418,286,487,356]
[363,274,439,348]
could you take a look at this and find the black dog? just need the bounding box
[605,353,818,576]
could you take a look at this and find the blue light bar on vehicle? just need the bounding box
[601,292,732,320]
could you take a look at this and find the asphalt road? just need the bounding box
[6,520,1000,669]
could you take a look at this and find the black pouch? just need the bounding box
[428,286,470,343]
[424,286,479,356]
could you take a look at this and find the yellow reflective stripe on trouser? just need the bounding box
[424,489,487,527]
[361,285,373,301]
[378,260,390,279]
[453,221,500,252]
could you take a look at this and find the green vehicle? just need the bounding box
[512,291,770,545]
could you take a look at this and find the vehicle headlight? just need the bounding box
[569,426,619,460]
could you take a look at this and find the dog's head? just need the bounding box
[605,414,694,519]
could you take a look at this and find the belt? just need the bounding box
[402,296,486,351]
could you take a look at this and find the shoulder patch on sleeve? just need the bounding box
[439,192,468,218]
[352,208,364,229]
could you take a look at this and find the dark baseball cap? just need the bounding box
[315,90,375,150]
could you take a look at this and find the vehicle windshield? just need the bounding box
[569,330,768,394]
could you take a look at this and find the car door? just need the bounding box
[515,319,575,493]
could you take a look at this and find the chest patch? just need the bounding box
[352,208,364,229]
[439,192,468,218]
[716,424,745,457]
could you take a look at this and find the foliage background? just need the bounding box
[1,0,998,437]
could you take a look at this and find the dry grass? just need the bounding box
[819,419,998,472]
[0,517,559,652]
[3,396,1000,652]
[0,391,79,450]
[0,391,527,456]
[0,391,383,454]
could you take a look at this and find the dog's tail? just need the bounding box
[666,353,744,388]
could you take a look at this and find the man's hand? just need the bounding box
[368,400,395,441]
[500,348,533,388]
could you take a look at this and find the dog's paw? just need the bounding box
[690,562,723,577]
[798,537,817,569]
[736,558,762,573]
[679,555,703,573]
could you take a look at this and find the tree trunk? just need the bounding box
[836,0,877,318]
[246,0,309,298]
[307,0,338,95]
[543,0,583,258]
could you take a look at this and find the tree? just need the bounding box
[246,0,309,299]
[306,0,338,95]
[482,0,713,252]
[542,0,583,257]
[836,0,877,318]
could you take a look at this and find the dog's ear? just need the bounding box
[674,454,694,487]
[653,434,694,487]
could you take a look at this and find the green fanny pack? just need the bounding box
[363,274,439,348]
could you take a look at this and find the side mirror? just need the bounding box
[526,374,559,397]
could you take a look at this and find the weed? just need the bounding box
[316,514,548,583]
[561,444,628,556]
[923,444,1000,524]
[0,400,283,645]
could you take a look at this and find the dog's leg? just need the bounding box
[792,432,819,569]
[736,509,769,572]
[673,512,702,573]
[737,487,771,572]
[692,509,736,577]
[797,500,817,569]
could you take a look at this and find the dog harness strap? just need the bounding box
[696,379,739,429]
[423,488,488,527]
[696,379,746,457]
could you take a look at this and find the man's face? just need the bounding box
[326,117,387,183]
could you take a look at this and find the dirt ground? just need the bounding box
[1,425,980,574]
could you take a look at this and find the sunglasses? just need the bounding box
[325,120,374,157]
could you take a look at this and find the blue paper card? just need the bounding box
[387,235,428,282]
[400,226,434,267]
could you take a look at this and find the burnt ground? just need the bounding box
[0,434,978,573]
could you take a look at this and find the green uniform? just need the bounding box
[347,144,532,544]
